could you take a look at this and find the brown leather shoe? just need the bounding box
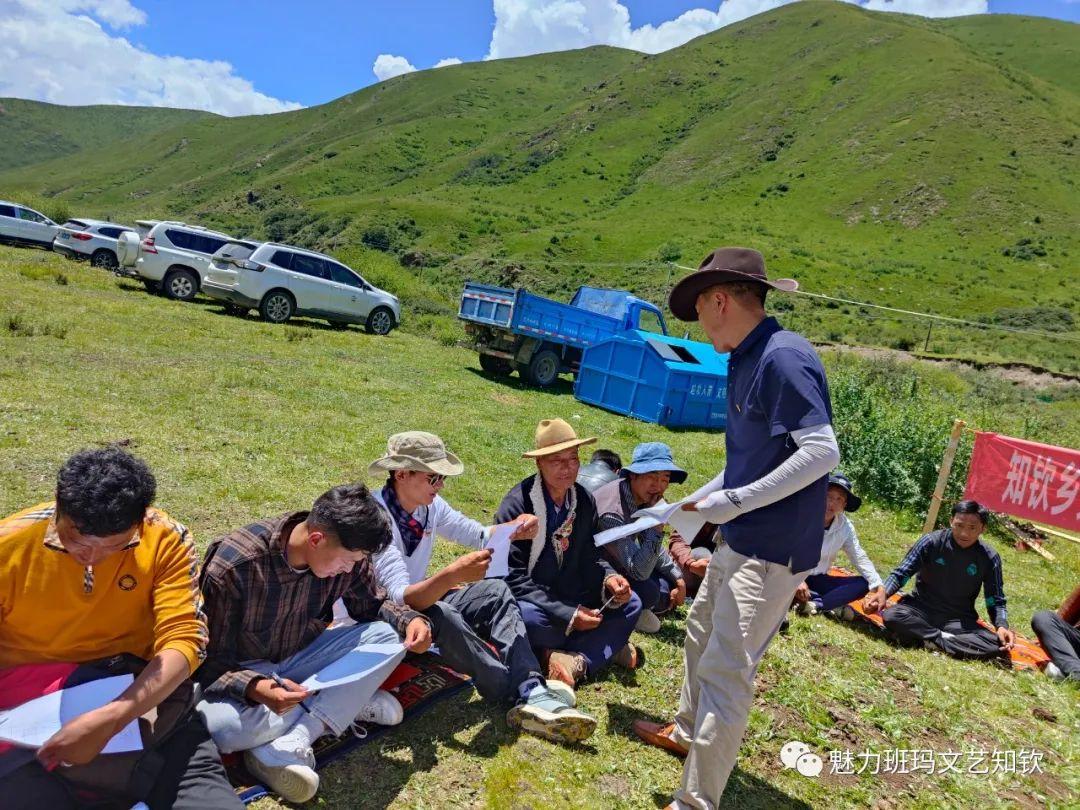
[633,720,689,758]
[613,642,643,670]
[546,650,587,686]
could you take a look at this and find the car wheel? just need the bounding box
[163,268,199,302]
[260,290,295,324]
[365,306,395,336]
[479,354,513,375]
[525,349,560,387]
[90,249,118,271]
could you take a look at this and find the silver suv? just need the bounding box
[202,242,401,334]
[121,220,238,300]
[53,218,136,270]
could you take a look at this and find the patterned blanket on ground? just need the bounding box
[829,567,1050,672]
[227,654,473,803]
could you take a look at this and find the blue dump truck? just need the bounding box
[460,281,730,430]
[458,282,670,387]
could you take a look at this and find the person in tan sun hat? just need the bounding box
[495,419,643,687]
[359,431,598,744]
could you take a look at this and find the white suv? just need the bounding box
[124,220,238,301]
[0,201,59,248]
[52,218,136,270]
[202,242,401,334]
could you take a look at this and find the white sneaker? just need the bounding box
[545,678,576,707]
[506,685,597,744]
[356,689,403,726]
[1045,661,1065,681]
[244,739,319,803]
[635,608,662,634]
[796,601,818,617]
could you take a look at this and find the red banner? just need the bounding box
[964,432,1080,533]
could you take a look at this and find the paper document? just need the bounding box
[593,497,706,546]
[300,643,406,692]
[485,523,515,578]
[0,674,142,753]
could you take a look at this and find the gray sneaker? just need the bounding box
[507,685,597,744]
[545,678,577,707]
[1045,661,1065,681]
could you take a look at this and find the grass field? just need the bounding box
[1,243,1077,808]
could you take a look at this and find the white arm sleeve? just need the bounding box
[372,543,411,604]
[434,498,489,550]
[842,525,884,590]
[684,469,725,505]
[697,424,841,524]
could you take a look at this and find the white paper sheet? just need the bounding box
[484,523,515,578]
[0,674,142,753]
[300,642,406,692]
[593,497,706,546]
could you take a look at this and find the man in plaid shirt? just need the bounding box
[195,483,431,803]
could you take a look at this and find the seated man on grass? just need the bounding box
[668,523,718,598]
[577,448,623,493]
[366,431,597,744]
[0,447,241,810]
[793,473,884,618]
[196,483,432,804]
[595,442,687,633]
[496,419,641,687]
[865,500,1015,661]
[1032,583,1080,682]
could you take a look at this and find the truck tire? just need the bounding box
[525,349,560,387]
[479,354,513,376]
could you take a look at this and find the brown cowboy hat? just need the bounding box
[668,247,798,322]
[522,418,597,458]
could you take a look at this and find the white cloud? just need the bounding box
[373,54,419,81]
[434,57,464,68]
[0,0,301,115]
[486,0,989,59]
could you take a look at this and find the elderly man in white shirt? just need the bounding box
[362,431,598,744]
[793,473,884,617]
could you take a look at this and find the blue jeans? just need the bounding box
[197,621,403,753]
[632,572,673,614]
[519,593,641,677]
[804,573,870,612]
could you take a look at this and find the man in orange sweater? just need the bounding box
[0,447,241,809]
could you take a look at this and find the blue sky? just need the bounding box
[1,1,1076,115]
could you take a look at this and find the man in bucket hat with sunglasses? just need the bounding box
[365,431,598,744]
[636,248,839,809]
[496,419,642,687]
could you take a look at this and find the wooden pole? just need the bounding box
[923,419,966,533]
[1033,523,1080,546]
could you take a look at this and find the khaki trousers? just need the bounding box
[672,545,806,809]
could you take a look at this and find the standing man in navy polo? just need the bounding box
[634,248,840,809]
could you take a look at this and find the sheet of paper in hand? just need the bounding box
[485,523,515,578]
[593,498,706,546]
[0,674,142,753]
[300,643,406,693]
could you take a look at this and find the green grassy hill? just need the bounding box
[0,97,213,171]
[1,1,1077,371]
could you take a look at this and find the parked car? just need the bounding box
[52,218,136,270]
[117,220,238,301]
[202,242,400,334]
[0,201,59,249]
